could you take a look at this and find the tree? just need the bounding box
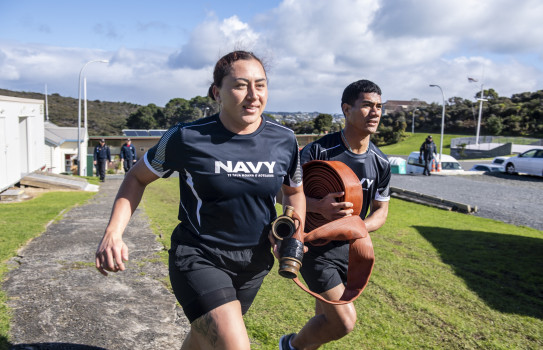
[313,113,333,134]
[162,98,193,127]
[161,96,219,127]
[485,115,503,135]
[477,88,499,101]
[189,96,220,118]
[126,104,161,129]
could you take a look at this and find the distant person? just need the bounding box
[120,138,137,174]
[279,79,391,350]
[419,135,436,176]
[93,139,111,182]
[95,50,305,350]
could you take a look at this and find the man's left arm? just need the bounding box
[364,199,389,233]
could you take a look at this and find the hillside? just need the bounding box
[0,88,141,136]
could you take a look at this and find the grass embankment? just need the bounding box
[0,189,96,349]
[141,178,542,349]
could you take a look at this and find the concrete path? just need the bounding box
[4,176,189,350]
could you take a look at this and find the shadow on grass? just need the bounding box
[10,343,107,349]
[415,226,543,319]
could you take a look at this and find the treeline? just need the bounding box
[282,113,342,135]
[0,88,140,136]
[2,88,541,144]
[126,96,219,129]
[382,89,543,145]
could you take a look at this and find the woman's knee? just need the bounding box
[190,301,250,350]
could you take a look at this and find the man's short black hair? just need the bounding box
[341,79,382,108]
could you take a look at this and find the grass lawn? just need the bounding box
[379,133,470,156]
[141,178,542,349]
[0,189,96,349]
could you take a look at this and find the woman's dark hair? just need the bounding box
[341,79,382,108]
[207,50,266,100]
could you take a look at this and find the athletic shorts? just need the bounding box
[168,225,274,323]
[299,241,349,294]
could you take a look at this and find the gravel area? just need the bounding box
[390,172,543,231]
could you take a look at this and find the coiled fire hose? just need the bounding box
[272,160,375,305]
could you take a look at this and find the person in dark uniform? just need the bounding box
[419,135,436,176]
[279,80,391,350]
[93,139,111,182]
[120,138,137,174]
[95,50,306,350]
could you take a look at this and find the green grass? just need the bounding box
[77,175,101,186]
[140,178,180,264]
[141,178,543,349]
[380,133,470,156]
[0,190,95,349]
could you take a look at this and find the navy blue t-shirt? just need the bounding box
[145,114,302,248]
[300,132,391,220]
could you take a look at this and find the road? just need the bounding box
[390,170,543,231]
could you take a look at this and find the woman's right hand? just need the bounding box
[95,233,129,276]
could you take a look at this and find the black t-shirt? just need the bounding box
[145,114,302,248]
[300,132,391,220]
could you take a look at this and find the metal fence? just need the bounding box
[451,136,543,148]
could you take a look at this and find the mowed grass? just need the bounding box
[379,133,469,156]
[141,178,543,349]
[0,190,95,349]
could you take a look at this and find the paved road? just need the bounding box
[4,176,189,350]
[391,172,543,231]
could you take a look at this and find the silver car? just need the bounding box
[491,156,509,172]
[469,164,503,172]
[505,149,543,176]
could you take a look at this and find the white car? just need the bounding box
[406,151,463,174]
[505,149,543,176]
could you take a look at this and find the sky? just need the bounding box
[1,0,542,114]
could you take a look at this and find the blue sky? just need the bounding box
[1,0,542,113]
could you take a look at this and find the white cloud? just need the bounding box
[168,15,260,69]
[258,0,543,110]
[0,0,542,113]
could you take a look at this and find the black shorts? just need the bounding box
[299,241,349,294]
[168,225,274,323]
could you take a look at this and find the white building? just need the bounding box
[44,121,87,175]
[0,95,46,192]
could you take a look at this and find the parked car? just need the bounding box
[505,149,543,176]
[469,164,503,172]
[406,152,463,174]
[491,156,509,172]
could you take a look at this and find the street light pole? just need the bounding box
[429,84,445,165]
[77,59,108,176]
[475,84,487,145]
[412,108,419,134]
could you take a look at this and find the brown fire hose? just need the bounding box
[295,160,375,305]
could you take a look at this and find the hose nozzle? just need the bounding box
[271,206,304,279]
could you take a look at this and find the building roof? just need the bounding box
[383,100,423,114]
[122,129,168,137]
[44,121,86,146]
[384,100,417,106]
